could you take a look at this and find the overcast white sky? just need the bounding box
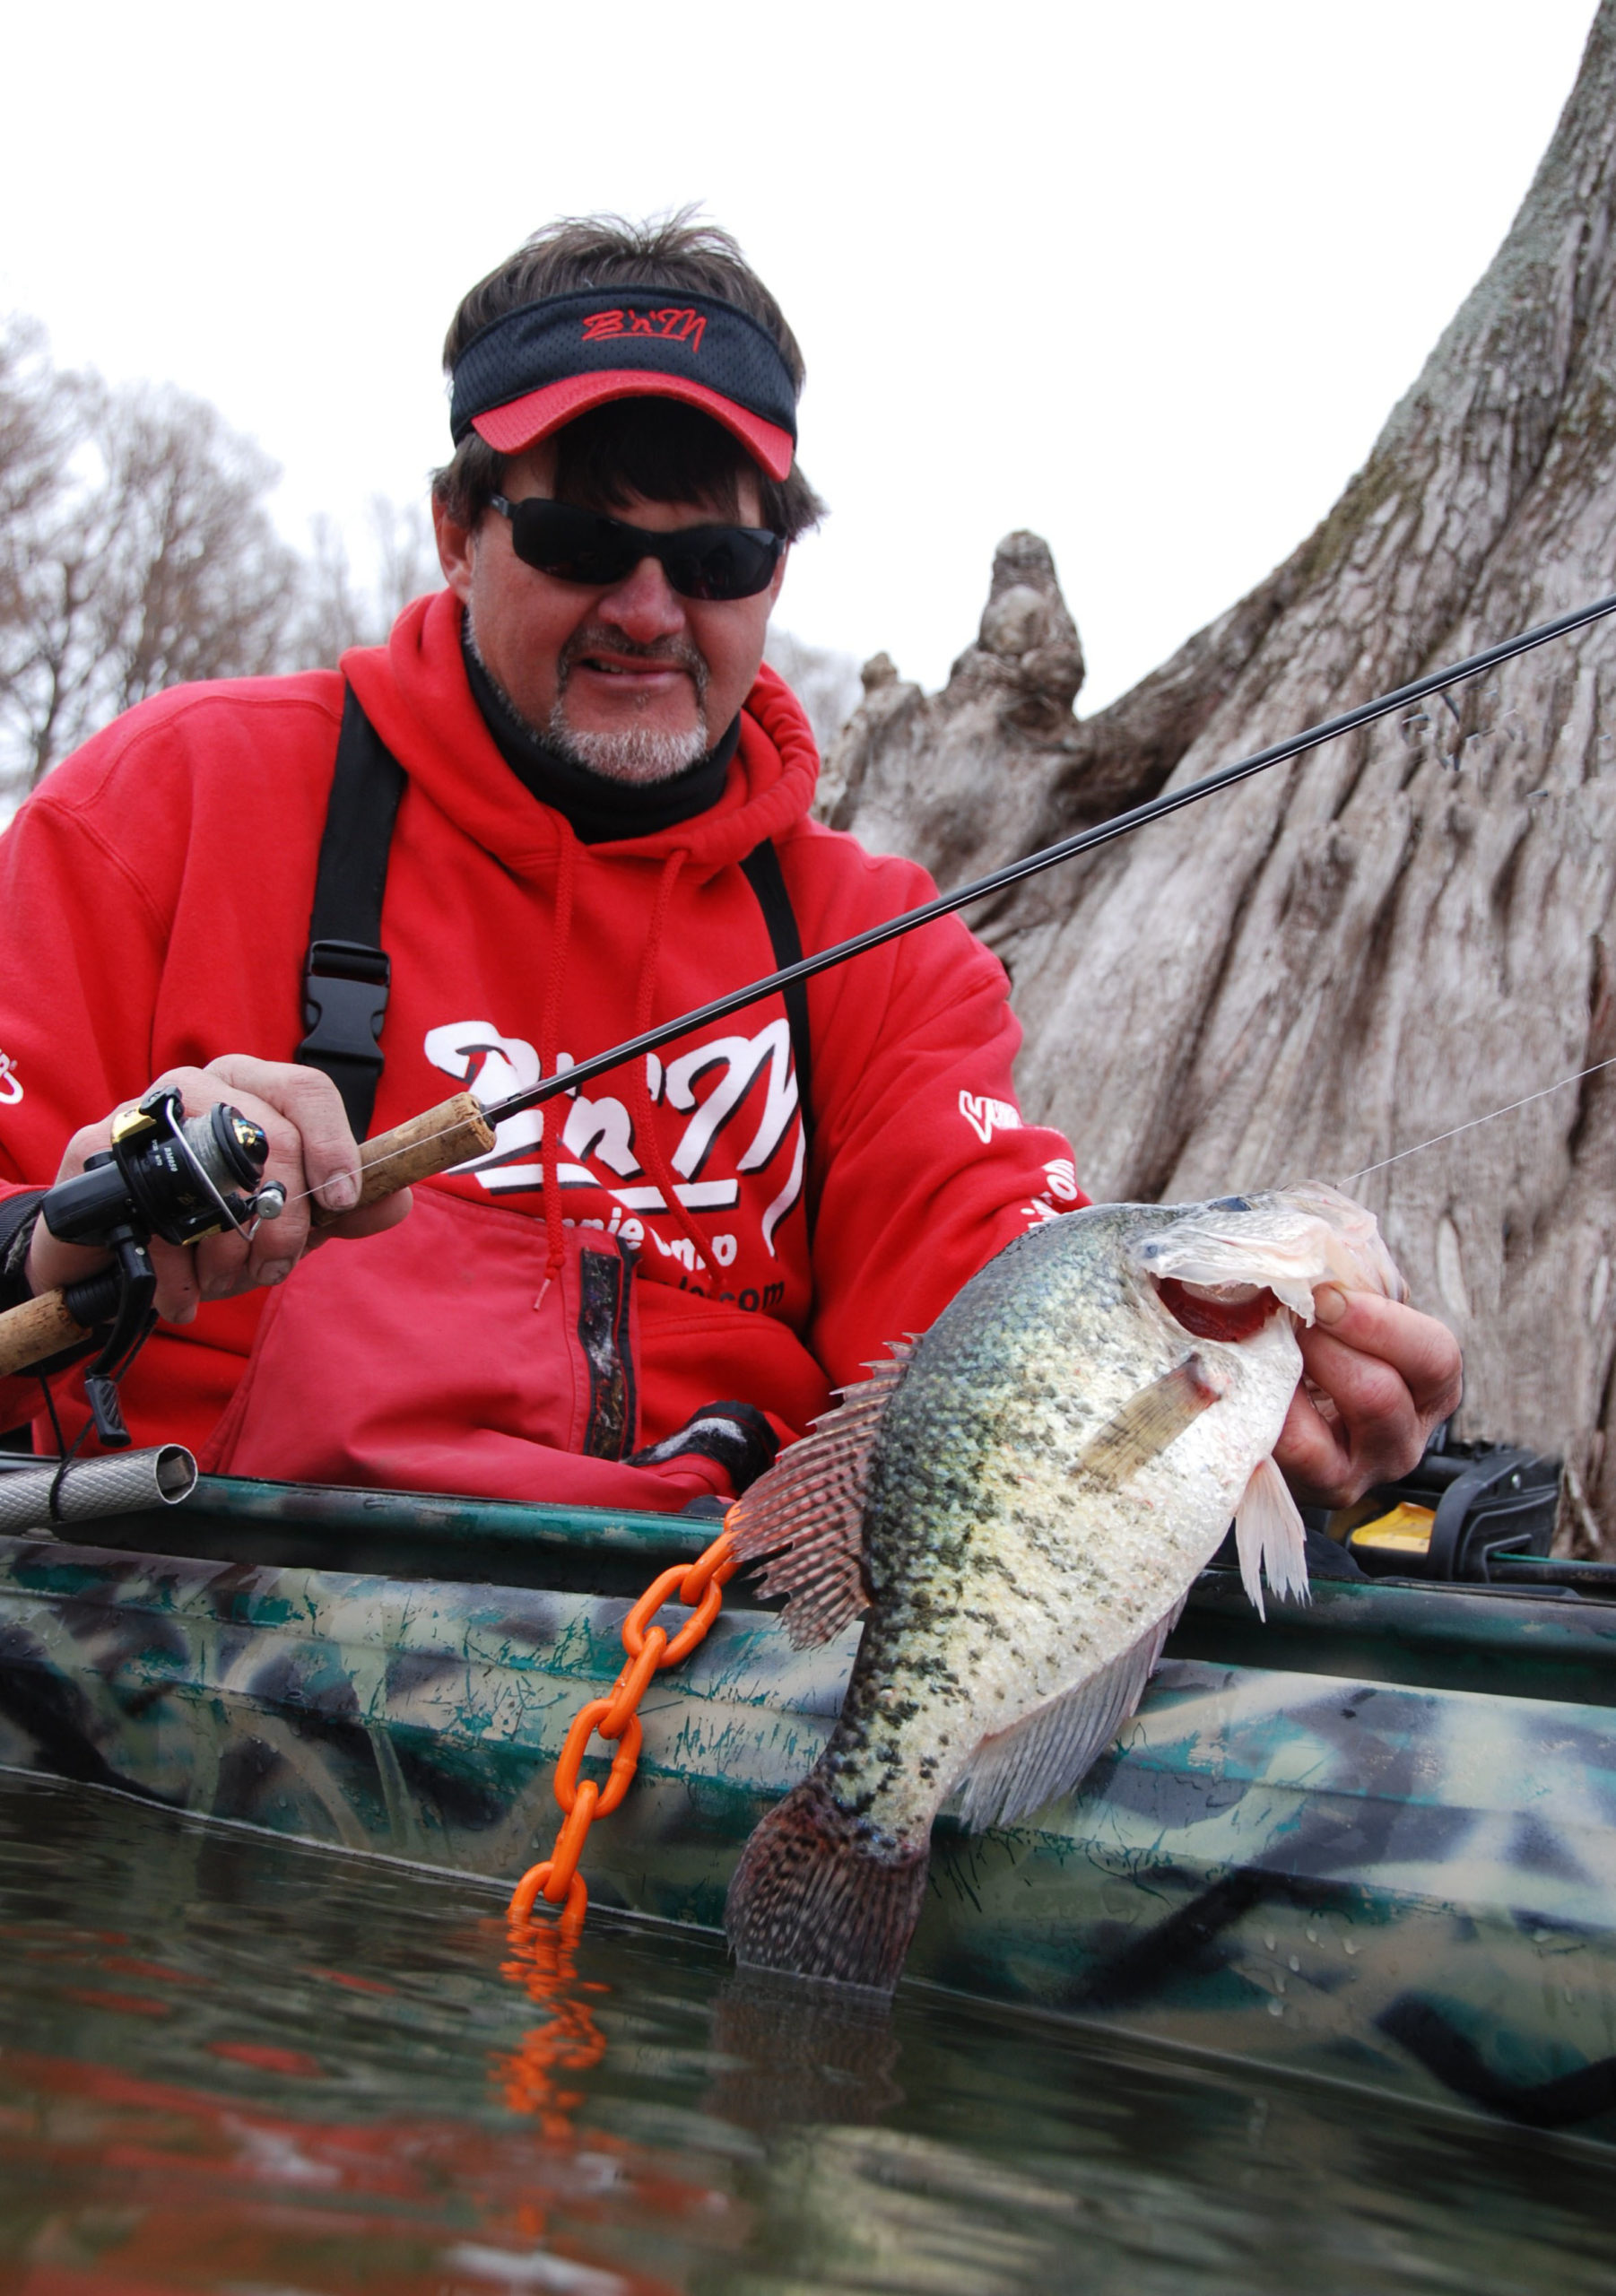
[0,2,1601,709]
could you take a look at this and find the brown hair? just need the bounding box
[432,210,824,540]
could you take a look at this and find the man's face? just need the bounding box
[434,435,786,782]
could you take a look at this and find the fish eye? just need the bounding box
[1207,1195,1253,1213]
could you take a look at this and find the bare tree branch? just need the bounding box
[0,342,313,796]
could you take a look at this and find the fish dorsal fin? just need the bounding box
[726,1343,914,1648]
[1071,1352,1225,1485]
[1234,1453,1311,1621]
[955,1604,1183,1832]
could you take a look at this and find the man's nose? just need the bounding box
[595,553,688,643]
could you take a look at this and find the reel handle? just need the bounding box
[0,1091,496,1381]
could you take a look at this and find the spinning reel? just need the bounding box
[38,1084,286,1447]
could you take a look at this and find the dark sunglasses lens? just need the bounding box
[664,528,781,601]
[507,500,779,600]
[508,501,639,586]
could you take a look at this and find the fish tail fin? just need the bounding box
[1234,1454,1311,1622]
[725,1770,929,1993]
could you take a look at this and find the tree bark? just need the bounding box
[823,2,1616,1547]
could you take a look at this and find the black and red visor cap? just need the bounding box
[448,287,798,483]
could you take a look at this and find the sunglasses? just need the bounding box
[490,494,785,602]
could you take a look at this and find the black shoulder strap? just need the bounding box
[298,725,802,1161]
[297,685,406,1138]
[739,838,812,1144]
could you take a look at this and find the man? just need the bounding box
[0,214,1460,1511]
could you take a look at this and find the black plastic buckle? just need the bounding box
[299,939,391,1074]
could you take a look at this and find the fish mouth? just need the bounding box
[1153,1276,1284,1344]
[1131,1182,1407,1315]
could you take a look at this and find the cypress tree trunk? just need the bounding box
[824,3,1616,1549]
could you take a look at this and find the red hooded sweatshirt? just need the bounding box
[0,591,1084,1507]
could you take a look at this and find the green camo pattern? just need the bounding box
[0,1477,1612,2137]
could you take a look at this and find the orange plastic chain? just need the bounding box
[508,1524,740,1935]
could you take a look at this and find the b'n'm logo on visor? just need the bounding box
[581,307,708,350]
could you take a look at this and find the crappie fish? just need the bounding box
[724,1182,1405,1991]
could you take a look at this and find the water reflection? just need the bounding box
[0,1771,1608,2292]
[500,1909,611,2136]
[708,1968,903,2129]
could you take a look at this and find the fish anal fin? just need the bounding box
[725,1344,912,1647]
[1234,1453,1311,1622]
[1072,1351,1226,1486]
[955,1605,1182,1832]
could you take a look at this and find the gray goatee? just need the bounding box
[466,610,711,787]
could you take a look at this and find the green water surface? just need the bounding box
[0,1769,1609,2294]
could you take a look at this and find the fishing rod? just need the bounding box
[4,586,1615,1409]
[473,586,1616,1126]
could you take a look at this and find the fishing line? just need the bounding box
[272,1048,1616,1233]
[263,587,1616,1226]
[1337,1057,1616,1186]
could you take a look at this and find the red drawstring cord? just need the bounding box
[630,853,715,1277]
[538,828,579,1295]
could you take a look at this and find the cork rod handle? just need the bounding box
[310,1091,495,1225]
[0,1289,92,1381]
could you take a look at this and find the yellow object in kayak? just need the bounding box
[1350,1501,1438,1557]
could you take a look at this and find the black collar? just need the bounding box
[464,635,738,845]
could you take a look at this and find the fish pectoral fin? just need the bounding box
[955,1605,1183,1832]
[1234,1453,1311,1622]
[1072,1352,1226,1486]
[724,1342,913,1648]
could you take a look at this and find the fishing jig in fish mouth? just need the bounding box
[722,1184,1403,1993]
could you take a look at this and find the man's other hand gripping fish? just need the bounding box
[723,1183,1406,1991]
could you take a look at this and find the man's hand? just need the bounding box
[1274,1287,1464,1509]
[23,1056,410,1323]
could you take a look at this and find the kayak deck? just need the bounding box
[0,1472,1612,2138]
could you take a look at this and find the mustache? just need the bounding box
[556,624,709,698]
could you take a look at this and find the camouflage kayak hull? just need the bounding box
[0,1474,1612,2139]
